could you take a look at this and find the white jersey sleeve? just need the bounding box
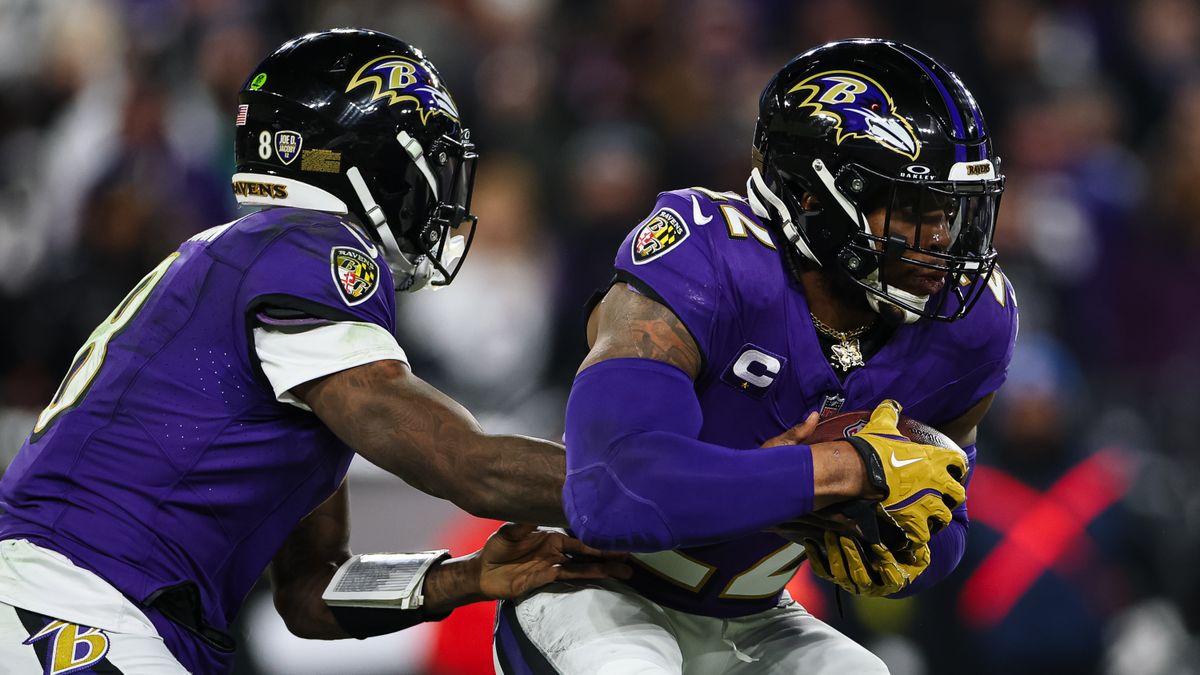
[253,321,409,411]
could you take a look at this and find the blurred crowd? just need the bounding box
[0,0,1198,673]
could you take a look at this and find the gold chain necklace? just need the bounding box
[810,312,874,372]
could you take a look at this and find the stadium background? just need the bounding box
[0,0,1197,673]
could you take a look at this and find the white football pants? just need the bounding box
[493,579,888,674]
[0,538,189,674]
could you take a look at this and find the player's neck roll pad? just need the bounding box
[564,357,817,552]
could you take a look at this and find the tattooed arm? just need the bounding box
[582,283,703,377]
[292,361,565,526]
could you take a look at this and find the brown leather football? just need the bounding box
[771,409,962,549]
[806,410,959,451]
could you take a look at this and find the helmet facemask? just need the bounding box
[825,160,1003,322]
[751,152,1004,323]
[347,130,479,292]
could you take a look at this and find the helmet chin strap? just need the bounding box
[746,168,821,265]
[345,166,435,292]
[863,272,928,324]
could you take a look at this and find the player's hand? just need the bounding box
[476,523,632,600]
[848,400,968,549]
[760,411,820,448]
[802,529,931,597]
[763,410,820,446]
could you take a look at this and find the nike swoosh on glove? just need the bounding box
[846,400,968,551]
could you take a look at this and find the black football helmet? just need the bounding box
[234,28,477,291]
[748,39,1004,322]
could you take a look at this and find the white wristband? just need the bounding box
[322,550,451,611]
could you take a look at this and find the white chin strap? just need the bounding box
[344,130,454,293]
[863,272,928,324]
[748,161,929,324]
[345,165,433,292]
[747,167,821,265]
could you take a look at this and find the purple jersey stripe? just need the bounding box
[868,432,911,442]
[254,312,333,328]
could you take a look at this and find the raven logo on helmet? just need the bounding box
[345,55,461,125]
[787,70,921,160]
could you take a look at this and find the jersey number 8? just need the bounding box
[33,253,181,436]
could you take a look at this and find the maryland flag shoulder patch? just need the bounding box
[331,246,381,306]
[632,208,689,265]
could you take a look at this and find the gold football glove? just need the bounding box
[803,529,931,597]
[847,400,968,550]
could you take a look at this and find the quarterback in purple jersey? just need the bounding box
[0,30,630,674]
[495,40,1017,673]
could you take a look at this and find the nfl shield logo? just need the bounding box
[274,130,302,165]
[819,394,846,418]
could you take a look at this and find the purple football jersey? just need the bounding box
[0,207,395,671]
[611,188,1018,617]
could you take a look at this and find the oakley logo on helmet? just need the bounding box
[345,55,460,125]
[787,70,921,160]
[900,163,933,180]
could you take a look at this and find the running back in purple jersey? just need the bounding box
[0,207,395,669]
[608,188,1018,618]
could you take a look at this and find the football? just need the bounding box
[771,409,962,548]
[806,410,959,451]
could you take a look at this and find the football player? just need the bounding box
[0,30,632,674]
[496,39,1017,673]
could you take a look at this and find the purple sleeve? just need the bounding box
[889,442,976,597]
[237,222,396,333]
[564,358,816,552]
